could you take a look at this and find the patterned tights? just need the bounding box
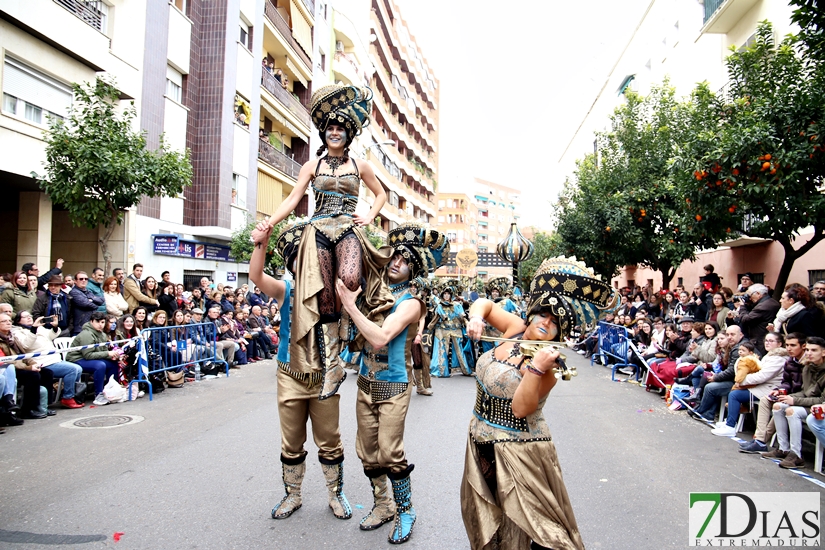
[317,232,362,318]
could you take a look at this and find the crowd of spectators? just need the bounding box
[0,261,281,432]
[572,266,825,472]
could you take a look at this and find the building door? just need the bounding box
[183,270,214,291]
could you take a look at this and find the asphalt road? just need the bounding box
[1,352,822,549]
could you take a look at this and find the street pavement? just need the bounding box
[1,352,823,549]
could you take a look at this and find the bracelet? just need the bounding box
[469,315,486,324]
[524,364,548,376]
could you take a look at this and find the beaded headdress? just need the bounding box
[485,277,511,297]
[527,257,618,339]
[309,84,372,145]
[387,223,449,279]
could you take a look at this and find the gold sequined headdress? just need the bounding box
[309,85,372,143]
[387,223,449,279]
[527,257,618,339]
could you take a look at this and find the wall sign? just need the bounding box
[152,235,239,263]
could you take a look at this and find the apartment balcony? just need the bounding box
[264,0,311,69]
[701,0,760,34]
[261,70,310,128]
[258,138,301,180]
[299,0,314,17]
[54,0,107,33]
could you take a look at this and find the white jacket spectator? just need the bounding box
[103,276,129,316]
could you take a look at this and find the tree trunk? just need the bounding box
[773,230,824,300]
[661,266,676,292]
[98,211,118,276]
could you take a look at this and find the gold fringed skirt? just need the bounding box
[460,435,585,550]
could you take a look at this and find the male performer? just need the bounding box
[337,223,448,544]
[250,220,352,521]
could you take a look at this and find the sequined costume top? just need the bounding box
[310,158,360,243]
[469,347,552,444]
[433,300,466,333]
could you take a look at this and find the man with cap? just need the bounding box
[32,275,73,337]
[252,219,354,523]
[336,222,449,544]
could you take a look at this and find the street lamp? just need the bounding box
[496,222,534,290]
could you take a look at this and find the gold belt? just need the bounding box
[357,375,408,403]
[279,361,323,388]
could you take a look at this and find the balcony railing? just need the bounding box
[261,70,311,128]
[54,0,106,32]
[703,0,725,24]
[300,0,315,16]
[264,0,311,68]
[258,139,301,179]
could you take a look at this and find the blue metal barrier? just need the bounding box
[590,321,633,377]
[131,322,228,401]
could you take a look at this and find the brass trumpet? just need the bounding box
[477,336,578,381]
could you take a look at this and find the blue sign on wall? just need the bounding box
[152,235,238,262]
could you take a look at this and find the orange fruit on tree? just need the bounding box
[695,214,702,221]
[761,161,770,171]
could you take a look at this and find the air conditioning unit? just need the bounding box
[335,41,344,53]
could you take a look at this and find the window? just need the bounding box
[172,0,187,13]
[388,191,399,207]
[232,173,247,208]
[319,53,326,72]
[438,200,445,208]
[809,270,825,288]
[166,66,183,103]
[239,24,248,49]
[437,215,444,223]
[2,57,72,123]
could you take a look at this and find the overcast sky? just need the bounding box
[393,0,654,230]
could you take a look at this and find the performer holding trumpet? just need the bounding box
[461,257,616,550]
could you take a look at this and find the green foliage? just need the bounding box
[33,77,192,271]
[517,230,562,288]
[229,217,291,275]
[789,0,825,61]
[556,81,712,288]
[363,223,386,249]
[675,21,825,296]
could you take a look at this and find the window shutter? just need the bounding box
[3,57,72,116]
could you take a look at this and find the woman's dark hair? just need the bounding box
[117,314,139,338]
[784,283,813,308]
[704,321,720,337]
[12,311,30,326]
[720,286,734,299]
[664,323,678,336]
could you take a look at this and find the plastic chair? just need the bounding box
[49,337,74,405]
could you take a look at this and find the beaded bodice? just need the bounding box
[311,158,361,219]
[469,350,551,443]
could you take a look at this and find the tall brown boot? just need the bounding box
[320,459,352,519]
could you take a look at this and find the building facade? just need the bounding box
[557,0,824,293]
[1,0,439,289]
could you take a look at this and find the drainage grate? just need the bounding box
[61,415,145,429]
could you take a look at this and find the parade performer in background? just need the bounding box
[429,281,471,377]
[251,85,394,400]
[463,257,616,550]
[251,220,352,521]
[410,277,434,396]
[479,277,520,354]
[337,223,448,544]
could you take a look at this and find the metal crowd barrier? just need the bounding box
[590,321,633,376]
[132,322,228,401]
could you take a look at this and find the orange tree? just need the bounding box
[553,163,638,282]
[556,82,716,289]
[675,22,825,297]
